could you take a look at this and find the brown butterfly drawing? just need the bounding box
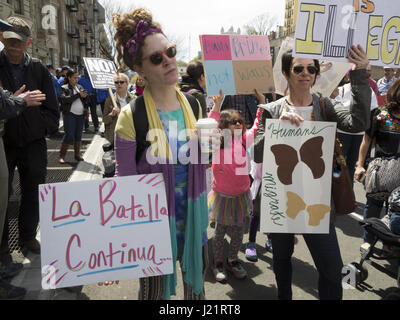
[286,191,331,227]
[270,136,325,185]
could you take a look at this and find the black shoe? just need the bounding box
[19,239,41,255]
[0,279,26,300]
[0,262,23,279]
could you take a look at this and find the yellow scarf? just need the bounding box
[144,86,200,160]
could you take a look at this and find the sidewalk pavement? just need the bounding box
[7,128,400,301]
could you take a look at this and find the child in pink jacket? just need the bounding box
[208,99,262,283]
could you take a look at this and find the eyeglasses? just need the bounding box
[292,65,318,75]
[228,119,244,125]
[114,81,126,85]
[142,45,177,65]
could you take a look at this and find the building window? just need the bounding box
[14,0,23,14]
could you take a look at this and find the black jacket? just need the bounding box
[60,83,89,114]
[0,51,59,147]
[0,87,26,138]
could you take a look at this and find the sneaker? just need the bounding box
[19,239,41,255]
[226,259,247,279]
[245,243,258,262]
[213,262,227,283]
[0,262,23,280]
[265,239,273,251]
[0,279,26,300]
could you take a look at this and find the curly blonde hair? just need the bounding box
[112,8,162,70]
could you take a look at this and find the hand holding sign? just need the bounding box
[347,45,369,69]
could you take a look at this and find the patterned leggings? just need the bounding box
[213,223,244,262]
[138,242,209,300]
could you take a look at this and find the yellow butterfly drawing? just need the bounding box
[286,191,331,227]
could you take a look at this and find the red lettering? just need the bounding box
[66,234,85,271]
[51,186,70,222]
[99,180,117,226]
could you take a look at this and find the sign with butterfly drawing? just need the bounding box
[260,119,337,234]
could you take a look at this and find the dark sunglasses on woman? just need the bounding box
[143,45,177,65]
[229,118,244,125]
[114,81,126,85]
[292,65,318,75]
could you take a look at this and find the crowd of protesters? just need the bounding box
[0,9,399,301]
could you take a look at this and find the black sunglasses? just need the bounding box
[292,65,318,75]
[142,45,177,65]
[228,118,244,125]
[114,81,126,85]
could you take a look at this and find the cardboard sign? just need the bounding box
[39,174,173,289]
[200,35,275,95]
[294,0,400,67]
[274,37,352,97]
[260,119,337,234]
[83,57,117,89]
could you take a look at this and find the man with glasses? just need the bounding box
[0,17,59,256]
[378,67,397,96]
[0,17,47,299]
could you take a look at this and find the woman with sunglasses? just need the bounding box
[111,8,208,300]
[253,45,371,300]
[103,73,135,144]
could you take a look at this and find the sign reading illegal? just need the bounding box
[294,0,400,67]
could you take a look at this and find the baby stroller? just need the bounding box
[347,187,400,299]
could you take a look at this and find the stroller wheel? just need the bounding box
[350,262,368,283]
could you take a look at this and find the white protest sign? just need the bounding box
[275,37,352,97]
[83,57,117,89]
[39,174,173,289]
[294,0,400,67]
[260,119,337,234]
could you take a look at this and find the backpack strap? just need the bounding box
[130,92,200,163]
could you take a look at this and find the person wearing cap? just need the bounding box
[0,86,46,299]
[58,65,71,87]
[377,67,397,96]
[0,16,59,255]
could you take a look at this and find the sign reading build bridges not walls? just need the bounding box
[200,35,275,96]
[294,0,400,67]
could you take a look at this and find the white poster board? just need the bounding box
[260,119,337,234]
[275,37,352,97]
[39,174,173,289]
[294,0,400,67]
[83,57,117,89]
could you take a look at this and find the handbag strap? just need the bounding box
[319,97,328,121]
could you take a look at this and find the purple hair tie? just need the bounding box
[125,20,162,58]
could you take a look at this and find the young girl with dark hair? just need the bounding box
[208,100,262,282]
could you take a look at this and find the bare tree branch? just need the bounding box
[243,13,279,36]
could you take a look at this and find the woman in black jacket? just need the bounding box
[59,69,89,163]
